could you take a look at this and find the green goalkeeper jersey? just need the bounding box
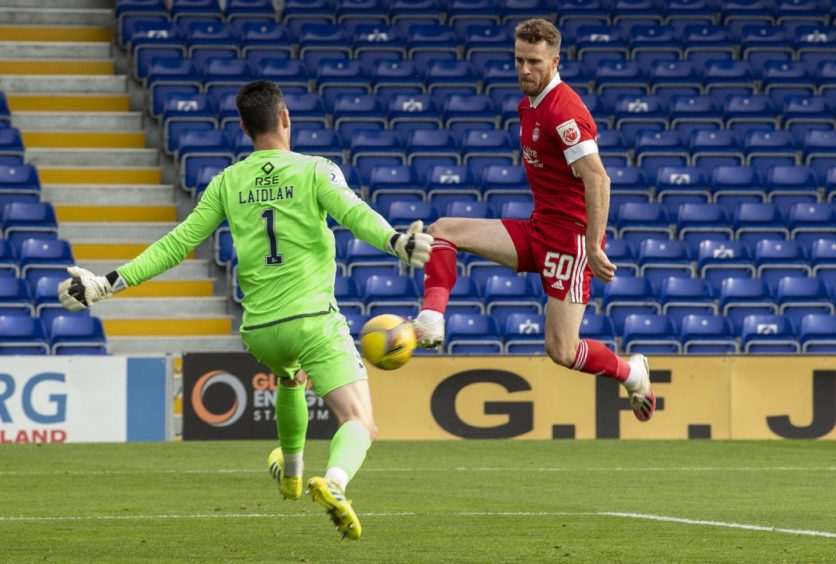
[117,149,397,328]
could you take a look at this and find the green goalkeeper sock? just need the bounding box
[276,384,308,476]
[325,420,371,492]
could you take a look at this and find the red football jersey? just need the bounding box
[517,74,599,230]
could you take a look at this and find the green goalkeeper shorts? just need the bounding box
[240,308,368,398]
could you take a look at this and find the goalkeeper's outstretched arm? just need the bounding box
[58,175,227,312]
[313,159,433,268]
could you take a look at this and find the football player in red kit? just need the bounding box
[413,18,656,421]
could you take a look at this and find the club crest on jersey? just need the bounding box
[532,123,540,142]
[556,119,581,146]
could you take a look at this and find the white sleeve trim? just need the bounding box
[563,139,598,164]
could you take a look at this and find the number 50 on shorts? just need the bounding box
[542,251,574,281]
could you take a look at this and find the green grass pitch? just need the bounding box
[1,440,834,562]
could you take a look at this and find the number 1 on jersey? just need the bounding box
[260,208,284,266]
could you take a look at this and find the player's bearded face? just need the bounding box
[514,40,558,97]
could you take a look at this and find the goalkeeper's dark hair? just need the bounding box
[236,80,286,139]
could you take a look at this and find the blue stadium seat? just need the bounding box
[316,59,370,95]
[743,129,797,169]
[367,165,422,206]
[364,274,419,317]
[18,238,73,278]
[352,23,405,58]
[386,200,437,229]
[203,57,253,89]
[660,275,716,327]
[739,314,798,354]
[733,202,788,246]
[0,164,40,202]
[580,312,617,351]
[291,128,343,160]
[602,276,659,335]
[467,261,517,294]
[668,95,723,130]
[690,129,744,168]
[754,239,810,291]
[446,201,495,219]
[613,94,667,133]
[0,277,33,316]
[622,313,680,354]
[334,275,364,314]
[720,277,777,333]
[298,23,351,58]
[616,202,671,248]
[496,200,532,220]
[503,312,545,354]
[765,165,819,214]
[803,129,836,182]
[711,165,766,210]
[697,239,756,296]
[638,238,692,289]
[406,24,458,59]
[799,313,836,353]
[425,164,480,209]
[0,314,48,355]
[185,20,237,56]
[0,239,18,278]
[48,314,107,355]
[425,59,479,91]
[604,238,638,276]
[405,129,459,178]
[0,127,24,159]
[787,203,836,247]
[447,275,484,315]
[655,165,711,215]
[387,94,441,128]
[676,203,733,255]
[446,0,500,25]
[703,60,756,97]
[257,59,310,90]
[596,60,648,95]
[331,93,384,130]
[633,129,688,170]
[446,313,502,354]
[1,202,58,241]
[761,60,816,102]
[680,313,738,354]
[350,129,405,168]
[775,276,834,330]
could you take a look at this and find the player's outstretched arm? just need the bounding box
[314,159,434,268]
[57,174,227,310]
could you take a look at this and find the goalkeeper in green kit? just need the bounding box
[57,80,433,540]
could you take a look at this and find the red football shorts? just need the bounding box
[502,219,602,303]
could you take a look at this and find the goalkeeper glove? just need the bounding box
[58,266,127,312]
[388,220,434,269]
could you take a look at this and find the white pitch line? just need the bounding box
[601,512,836,540]
[0,466,833,476]
[0,511,833,539]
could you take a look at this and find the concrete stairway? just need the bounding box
[0,0,244,354]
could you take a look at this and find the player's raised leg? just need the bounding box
[544,296,655,421]
[415,218,519,347]
[307,379,377,540]
[267,372,308,500]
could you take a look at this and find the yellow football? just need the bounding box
[359,314,416,370]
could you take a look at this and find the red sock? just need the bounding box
[571,339,630,382]
[422,238,458,314]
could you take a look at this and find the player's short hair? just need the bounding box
[236,80,286,139]
[515,18,561,53]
